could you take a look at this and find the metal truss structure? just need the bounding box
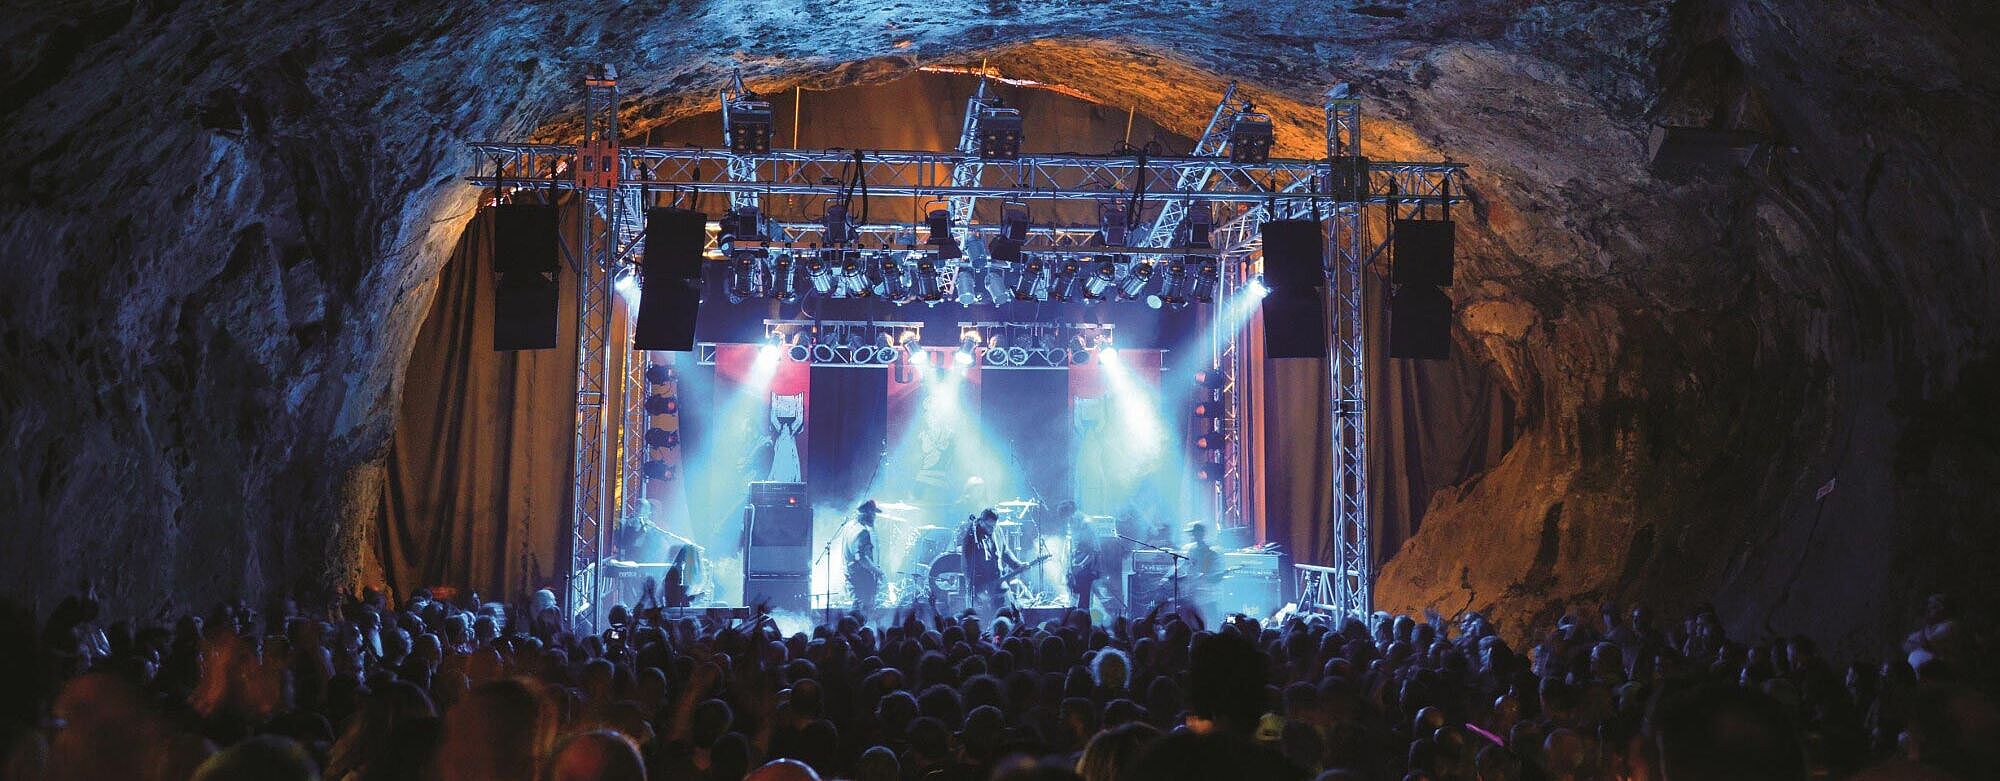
[466,69,1463,628]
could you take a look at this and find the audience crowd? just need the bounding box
[1,585,1995,781]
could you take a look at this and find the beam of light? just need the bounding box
[614,270,641,310]
[681,347,784,605]
[910,347,931,367]
[1245,274,1268,299]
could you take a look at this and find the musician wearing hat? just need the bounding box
[962,507,1026,615]
[1181,521,1222,615]
[846,500,886,609]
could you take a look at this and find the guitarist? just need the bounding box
[846,500,886,610]
[1181,521,1223,616]
[961,508,1026,615]
[1056,501,1104,613]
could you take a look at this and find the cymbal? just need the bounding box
[996,500,1039,508]
[996,520,1024,527]
[909,524,945,531]
[875,513,912,523]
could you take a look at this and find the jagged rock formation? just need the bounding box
[1,0,1994,656]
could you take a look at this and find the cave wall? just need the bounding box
[1,0,1994,657]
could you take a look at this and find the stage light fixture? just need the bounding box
[787,342,811,362]
[726,253,755,304]
[1099,345,1120,365]
[613,265,639,299]
[840,254,870,297]
[912,256,944,305]
[1195,458,1223,483]
[1001,202,1031,242]
[1011,258,1049,301]
[806,253,837,295]
[1246,274,1269,298]
[644,363,674,385]
[725,92,774,154]
[956,334,979,367]
[1193,430,1225,451]
[1227,107,1274,164]
[646,427,681,449]
[908,345,930,367]
[1117,261,1154,301]
[1193,369,1230,390]
[1050,260,1082,302]
[975,104,1024,160]
[1187,202,1214,247]
[1082,256,1117,301]
[723,206,765,242]
[1098,199,1129,246]
[1007,346,1031,366]
[821,198,852,245]
[924,202,962,260]
[1147,261,1190,310]
[879,253,909,302]
[644,394,681,415]
[983,268,1013,304]
[1193,399,1221,417]
[642,459,672,480]
[953,267,982,306]
[772,253,799,303]
[1189,258,1219,303]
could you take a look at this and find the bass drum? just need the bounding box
[927,552,968,613]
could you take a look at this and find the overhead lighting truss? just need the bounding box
[467,70,1466,629]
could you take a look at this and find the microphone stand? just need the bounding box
[814,515,854,628]
[1116,533,1188,614]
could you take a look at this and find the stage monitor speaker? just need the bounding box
[492,204,560,274]
[493,272,558,350]
[1260,219,1324,289]
[1391,219,1456,287]
[1261,287,1327,359]
[746,482,810,576]
[1390,285,1452,360]
[742,574,810,614]
[635,208,708,351]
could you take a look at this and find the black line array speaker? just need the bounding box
[1259,219,1328,358]
[1389,218,1456,360]
[1391,219,1455,287]
[1260,219,1323,289]
[493,272,558,350]
[1389,285,1452,360]
[491,203,562,351]
[635,207,708,351]
[1261,288,1328,359]
[493,204,560,274]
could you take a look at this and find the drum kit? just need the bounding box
[862,497,1069,612]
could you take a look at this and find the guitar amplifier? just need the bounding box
[1217,551,1283,618]
[746,482,810,576]
[1127,550,1179,609]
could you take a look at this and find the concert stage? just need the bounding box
[440,67,1463,633]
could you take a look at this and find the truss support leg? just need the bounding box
[1326,94,1371,621]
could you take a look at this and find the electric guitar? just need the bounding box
[997,554,1051,585]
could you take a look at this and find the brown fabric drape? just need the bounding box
[1258,269,1517,568]
[372,207,578,602]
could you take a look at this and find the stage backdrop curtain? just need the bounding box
[980,368,1073,505]
[808,365,888,506]
[372,206,577,603]
[1258,269,1517,570]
